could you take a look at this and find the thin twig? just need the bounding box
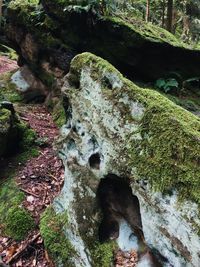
[6,233,40,264]
[20,188,39,198]
[48,173,58,181]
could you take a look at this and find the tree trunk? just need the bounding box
[166,0,173,32]
[145,0,150,22]
[0,0,2,17]
[0,0,3,28]
[161,0,166,28]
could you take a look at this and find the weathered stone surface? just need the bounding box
[52,53,200,267]
[11,65,48,102]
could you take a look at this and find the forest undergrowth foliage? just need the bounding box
[1,0,200,47]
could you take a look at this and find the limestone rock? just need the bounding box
[52,53,200,267]
[11,65,48,102]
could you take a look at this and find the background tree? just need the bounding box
[145,0,150,22]
[166,0,173,32]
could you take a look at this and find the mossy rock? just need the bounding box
[0,72,23,103]
[0,107,19,156]
[69,52,200,208]
[0,179,35,240]
[0,105,38,157]
[40,206,75,266]
[6,0,200,83]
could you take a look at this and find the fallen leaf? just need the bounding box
[27,196,35,203]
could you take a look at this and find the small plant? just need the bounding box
[155,77,179,93]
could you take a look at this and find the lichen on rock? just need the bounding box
[54,52,200,267]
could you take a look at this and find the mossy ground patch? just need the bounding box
[40,206,75,266]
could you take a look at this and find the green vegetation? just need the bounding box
[0,108,12,156]
[0,108,11,129]
[0,72,22,103]
[0,119,38,240]
[155,78,179,93]
[0,125,39,180]
[52,100,66,128]
[8,0,39,10]
[167,95,200,113]
[40,206,75,266]
[108,16,185,47]
[0,44,18,60]
[0,179,35,240]
[91,241,116,267]
[17,122,37,150]
[5,207,35,240]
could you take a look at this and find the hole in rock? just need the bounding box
[67,139,76,150]
[89,153,101,169]
[97,173,165,266]
[102,76,113,90]
[72,126,77,133]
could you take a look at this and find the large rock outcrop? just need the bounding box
[40,53,200,267]
[5,0,200,89]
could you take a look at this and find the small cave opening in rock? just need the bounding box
[89,153,101,169]
[96,173,166,267]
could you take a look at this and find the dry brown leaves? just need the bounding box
[115,249,138,267]
[0,56,18,74]
[0,104,64,266]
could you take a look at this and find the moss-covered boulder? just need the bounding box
[5,0,200,86]
[0,105,21,157]
[53,52,200,266]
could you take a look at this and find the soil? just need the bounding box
[0,57,63,267]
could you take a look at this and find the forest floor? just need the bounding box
[0,56,64,267]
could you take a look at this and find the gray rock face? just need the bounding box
[11,66,48,102]
[54,53,200,267]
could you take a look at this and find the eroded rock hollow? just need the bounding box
[48,52,200,267]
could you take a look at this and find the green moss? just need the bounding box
[0,122,39,240]
[108,16,185,48]
[5,207,35,240]
[38,71,55,88]
[0,108,11,128]
[17,122,37,150]
[166,95,200,113]
[52,100,66,128]
[0,44,18,60]
[70,52,200,209]
[40,206,75,266]
[0,108,12,156]
[0,72,23,103]
[0,179,35,240]
[127,87,200,205]
[91,241,116,267]
[8,0,39,9]
[71,52,123,82]
[17,147,40,163]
